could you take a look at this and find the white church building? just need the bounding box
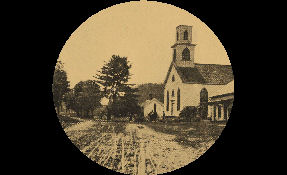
[163,25,234,120]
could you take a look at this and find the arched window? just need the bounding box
[182,48,190,60]
[166,91,169,111]
[177,32,179,41]
[172,75,175,82]
[184,30,188,40]
[177,88,180,111]
[172,90,175,97]
[173,49,176,61]
[200,88,208,119]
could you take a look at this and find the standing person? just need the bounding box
[154,111,158,122]
[162,111,165,121]
[149,110,153,121]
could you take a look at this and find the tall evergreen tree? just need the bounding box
[95,55,140,120]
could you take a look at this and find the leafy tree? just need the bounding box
[63,90,76,114]
[52,61,70,114]
[95,55,139,120]
[72,80,102,118]
[122,86,141,118]
[108,86,141,120]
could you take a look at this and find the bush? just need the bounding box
[192,117,201,122]
[179,106,197,122]
[99,107,108,119]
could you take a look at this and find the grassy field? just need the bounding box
[145,121,226,148]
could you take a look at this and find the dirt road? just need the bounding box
[65,121,214,174]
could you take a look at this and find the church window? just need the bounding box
[173,49,176,61]
[177,88,180,111]
[182,48,190,60]
[172,90,175,97]
[166,91,169,111]
[172,75,175,82]
[184,30,188,40]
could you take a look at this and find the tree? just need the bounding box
[108,86,141,120]
[63,90,76,114]
[122,86,141,118]
[95,55,139,120]
[52,61,70,114]
[71,80,102,118]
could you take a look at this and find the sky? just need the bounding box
[58,1,231,88]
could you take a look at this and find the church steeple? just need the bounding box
[171,25,196,67]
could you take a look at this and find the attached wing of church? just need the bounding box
[164,25,234,121]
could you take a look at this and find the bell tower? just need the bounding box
[171,25,196,67]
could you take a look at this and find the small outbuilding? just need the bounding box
[141,98,164,120]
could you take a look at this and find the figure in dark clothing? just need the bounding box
[149,110,158,122]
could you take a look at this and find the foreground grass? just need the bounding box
[145,121,226,148]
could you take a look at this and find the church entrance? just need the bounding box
[171,101,174,115]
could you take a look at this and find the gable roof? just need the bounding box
[164,62,233,85]
[140,98,163,108]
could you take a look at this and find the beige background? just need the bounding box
[58,1,230,87]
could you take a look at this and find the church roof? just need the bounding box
[194,64,234,85]
[175,66,206,83]
[164,62,234,85]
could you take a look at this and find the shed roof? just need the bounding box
[140,98,163,108]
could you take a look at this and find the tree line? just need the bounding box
[52,55,141,120]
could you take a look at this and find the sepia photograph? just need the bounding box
[52,1,234,174]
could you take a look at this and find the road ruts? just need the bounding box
[136,125,157,175]
[103,124,159,175]
[123,128,140,174]
[67,121,213,175]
